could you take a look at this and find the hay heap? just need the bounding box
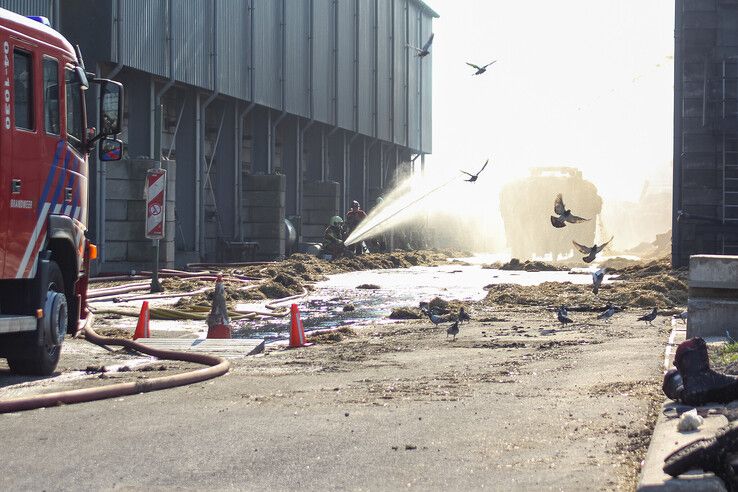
[482,258,568,272]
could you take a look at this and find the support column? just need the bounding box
[284,118,299,216]
[251,106,270,174]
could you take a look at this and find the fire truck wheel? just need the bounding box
[6,261,65,375]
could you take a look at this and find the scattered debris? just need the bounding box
[677,409,704,432]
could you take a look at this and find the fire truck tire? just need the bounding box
[6,261,65,375]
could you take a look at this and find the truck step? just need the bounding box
[0,315,36,334]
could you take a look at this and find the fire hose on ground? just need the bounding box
[0,314,230,414]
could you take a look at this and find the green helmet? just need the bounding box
[330,216,344,227]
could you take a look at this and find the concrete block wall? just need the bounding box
[302,181,341,244]
[103,158,176,272]
[242,174,286,260]
[687,254,738,338]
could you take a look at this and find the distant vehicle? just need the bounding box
[0,9,123,375]
[499,167,602,260]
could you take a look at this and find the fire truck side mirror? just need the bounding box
[98,80,123,136]
[99,138,123,162]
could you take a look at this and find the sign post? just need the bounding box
[145,166,166,293]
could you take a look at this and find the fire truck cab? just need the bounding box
[0,8,123,375]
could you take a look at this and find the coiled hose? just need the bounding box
[0,314,230,413]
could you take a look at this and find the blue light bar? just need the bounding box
[27,16,51,27]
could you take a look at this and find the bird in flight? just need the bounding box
[572,237,613,263]
[466,60,497,75]
[550,194,589,228]
[592,268,606,295]
[408,33,434,58]
[637,307,658,325]
[461,159,489,182]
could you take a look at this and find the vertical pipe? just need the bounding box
[343,133,349,212]
[354,0,360,133]
[404,0,410,147]
[672,0,683,267]
[195,93,201,254]
[379,143,385,191]
[390,0,395,144]
[234,102,240,237]
[362,138,367,206]
[373,0,379,139]
[320,126,327,181]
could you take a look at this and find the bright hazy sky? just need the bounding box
[425,0,674,203]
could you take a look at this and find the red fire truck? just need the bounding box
[0,9,123,375]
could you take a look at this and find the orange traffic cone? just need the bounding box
[206,275,232,339]
[133,301,150,339]
[289,304,312,348]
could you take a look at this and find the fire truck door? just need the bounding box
[5,44,54,278]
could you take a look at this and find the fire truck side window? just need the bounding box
[13,50,33,131]
[43,58,59,135]
[64,68,83,149]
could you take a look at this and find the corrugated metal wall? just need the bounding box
[336,0,356,131]
[173,1,212,90]
[253,0,282,109]
[216,0,250,100]
[119,0,167,77]
[285,0,309,117]
[0,0,53,20]
[376,0,392,143]
[1,0,435,153]
[357,0,375,136]
[312,0,334,124]
[393,0,408,148]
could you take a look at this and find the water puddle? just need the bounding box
[233,262,608,341]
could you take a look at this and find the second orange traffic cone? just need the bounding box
[289,304,311,348]
[133,301,150,339]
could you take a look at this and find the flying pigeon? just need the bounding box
[408,33,434,58]
[557,306,573,326]
[466,60,497,75]
[447,320,460,340]
[597,304,615,322]
[572,237,614,263]
[421,307,444,326]
[460,159,489,183]
[550,194,589,228]
[592,268,606,295]
[637,307,658,325]
[458,307,471,324]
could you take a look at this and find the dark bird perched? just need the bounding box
[572,237,614,263]
[460,159,489,183]
[672,311,688,324]
[458,307,471,324]
[550,194,589,228]
[408,33,434,58]
[592,268,606,295]
[466,60,496,75]
[447,320,460,340]
[637,307,658,325]
[557,306,573,326]
[421,307,444,326]
[597,304,616,322]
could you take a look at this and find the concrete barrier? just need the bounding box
[688,255,738,338]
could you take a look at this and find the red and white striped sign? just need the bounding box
[145,168,167,239]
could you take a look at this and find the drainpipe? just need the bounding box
[199,0,219,256]
[107,0,125,80]
[51,0,60,31]
[673,0,683,267]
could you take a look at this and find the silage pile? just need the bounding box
[484,258,687,309]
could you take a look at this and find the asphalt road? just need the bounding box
[0,305,665,491]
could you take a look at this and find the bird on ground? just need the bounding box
[637,307,658,325]
[408,33,434,58]
[466,60,496,75]
[597,304,616,322]
[458,307,471,324]
[550,194,589,228]
[592,268,606,295]
[460,159,489,183]
[672,311,688,324]
[557,306,573,326]
[421,307,444,326]
[572,237,614,263]
[447,320,460,340]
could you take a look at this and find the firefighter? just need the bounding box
[322,216,348,259]
[345,200,367,254]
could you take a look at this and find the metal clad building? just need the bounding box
[0,0,437,268]
[674,0,738,266]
